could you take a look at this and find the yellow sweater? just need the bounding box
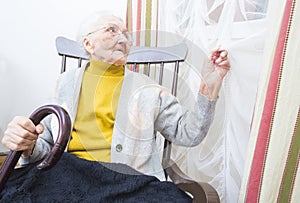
[68,59,124,162]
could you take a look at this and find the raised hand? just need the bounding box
[200,48,230,99]
[209,49,230,79]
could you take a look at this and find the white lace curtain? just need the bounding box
[157,1,269,202]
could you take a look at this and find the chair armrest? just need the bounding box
[165,161,220,203]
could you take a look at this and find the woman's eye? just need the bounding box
[107,27,116,33]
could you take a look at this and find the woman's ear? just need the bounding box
[83,37,94,55]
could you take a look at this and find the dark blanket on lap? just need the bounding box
[0,153,191,202]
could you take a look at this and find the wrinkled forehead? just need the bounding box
[76,13,127,44]
[100,16,126,30]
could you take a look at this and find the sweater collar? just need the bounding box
[86,59,124,76]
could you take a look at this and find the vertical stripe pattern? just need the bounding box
[126,0,159,47]
[245,1,296,202]
[240,0,300,202]
[126,0,159,73]
[277,108,300,203]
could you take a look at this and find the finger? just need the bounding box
[210,49,227,62]
[217,60,230,69]
[5,129,37,146]
[12,137,35,148]
[7,141,34,152]
[219,50,228,58]
[215,52,228,64]
[14,116,44,136]
[35,123,44,134]
[208,46,221,60]
[7,124,39,140]
[2,135,35,151]
[215,56,227,64]
[3,142,21,151]
[14,116,37,133]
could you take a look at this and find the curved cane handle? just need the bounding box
[0,104,71,192]
[30,105,71,170]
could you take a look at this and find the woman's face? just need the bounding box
[83,16,132,66]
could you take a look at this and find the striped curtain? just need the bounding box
[239,0,300,202]
[126,0,159,47]
[126,0,159,74]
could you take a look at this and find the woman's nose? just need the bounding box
[117,34,133,47]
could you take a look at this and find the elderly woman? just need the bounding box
[2,12,230,182]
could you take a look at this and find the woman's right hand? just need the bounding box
[2,116,44,157]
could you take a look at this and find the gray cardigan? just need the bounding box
[21,65,217,181]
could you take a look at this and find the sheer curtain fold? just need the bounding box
[158,0,268,202]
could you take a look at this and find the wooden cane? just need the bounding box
[0,104,71,192]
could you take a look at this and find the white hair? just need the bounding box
[76,10,123,46]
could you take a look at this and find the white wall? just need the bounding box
[0,0,127,151]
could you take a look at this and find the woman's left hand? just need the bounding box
[209,49,230,80]
[199,48,230,99]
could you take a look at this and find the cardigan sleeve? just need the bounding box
[154,91,217,147]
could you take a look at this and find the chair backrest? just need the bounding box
[55,36,188,177]
[55,36,89,73]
